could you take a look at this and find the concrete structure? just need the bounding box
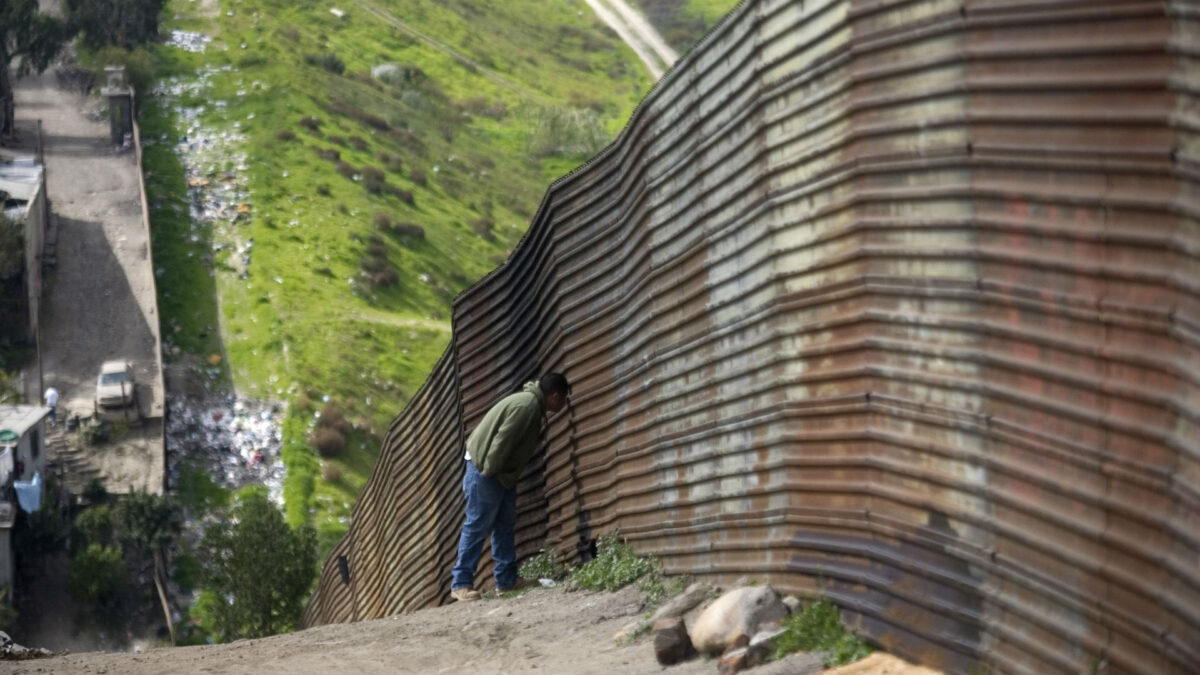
[0,405,51,591]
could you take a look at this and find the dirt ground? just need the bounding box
[0,585,939,675]
[9,64,164,496]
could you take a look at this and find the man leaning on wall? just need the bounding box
[450,372,571,602]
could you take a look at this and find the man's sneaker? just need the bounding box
[451,587,481,602]
[497,578,540,593]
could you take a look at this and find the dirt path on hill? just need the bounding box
[0,585,938,675]
[584,0,679,80]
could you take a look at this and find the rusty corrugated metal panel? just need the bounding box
[303,1,1200,673]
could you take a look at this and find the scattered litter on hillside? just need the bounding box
[166,396,285,503]
[153,68,254,281]
[166,30,211,52]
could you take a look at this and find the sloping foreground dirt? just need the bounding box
[0,585,936,675]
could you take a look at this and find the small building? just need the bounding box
[0,405,51,591]
[0,150,47,345]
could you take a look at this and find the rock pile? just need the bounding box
[633,584,812,674]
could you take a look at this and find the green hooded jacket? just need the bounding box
[466,382,546,489]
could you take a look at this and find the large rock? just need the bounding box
[648,582,715,624]
[652,616,694,665]
[690,586,790,654]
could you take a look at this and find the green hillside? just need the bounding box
[144,0,735,551]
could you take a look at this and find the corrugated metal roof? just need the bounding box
[0,405,51,440]
[303,1,1200,673]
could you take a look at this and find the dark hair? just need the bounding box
[539,372,571,398]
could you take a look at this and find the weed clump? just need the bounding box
[519,546,564,580]
[298,116,321,132]
[570,532,658,593]
[316,147,341,162]
[335,162,356,179]
[274,129,296,141]
[409,168,426,187]
[769,598,874,667]
[349,136,369,151]
[373,212,392,229]
[305,52,345,75]
[316,184,331,197]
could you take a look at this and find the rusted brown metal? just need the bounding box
[302,1,1200,673]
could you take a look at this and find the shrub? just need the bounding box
[279,25,301,41]
[460,97,508,119]
[389,128,424,153]
[74,505,116,546]
[68,543,126,606]
[316,184,331,196]
[310,427,346,457]
[316,147,340,161]
[570,532,656,592]
[274,129,296,141]
[316,404,354,435]
[385,185,414,204]
[298,116,321,131]
[322,463,344,483]
[470,217,494,239]
[349,136,369,151]
[361,166,385,194]
[410,168,426,186]
[390,222,425,240]
[330,99,390,131]
[367,239,387,258]
[83,477,109,503]
[305,52,345,75]
[373,212,392,229]
[527,105,608,158]
[335,162,356,179]
[769,598,874,667]
[519,546,565,580]
[328,135,347,147]
[365,267,398,289]
[378,152,403,172]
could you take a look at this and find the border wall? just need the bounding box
[303,1,1200,672]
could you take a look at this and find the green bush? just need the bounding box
[68,543,126,605]
[569,532,657,593]
[769,598,874,667]
[74,504,116,546]
[305,52,345,75]
[519,546,564,580]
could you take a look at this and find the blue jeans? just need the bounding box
[452,460,517,590]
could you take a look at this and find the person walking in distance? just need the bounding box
[43,386,59,424]
[450,373,571,602]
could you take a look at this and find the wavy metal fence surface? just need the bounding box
[302,1,1200,672]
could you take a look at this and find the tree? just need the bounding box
[0,0,73,137]
[197,487,317,640]
[116,490,182,643]
[65,0,167,49]
[68,543,126,606]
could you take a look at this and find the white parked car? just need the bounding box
[95,360,138,415]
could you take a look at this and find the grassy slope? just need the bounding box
[149,0,662,551]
